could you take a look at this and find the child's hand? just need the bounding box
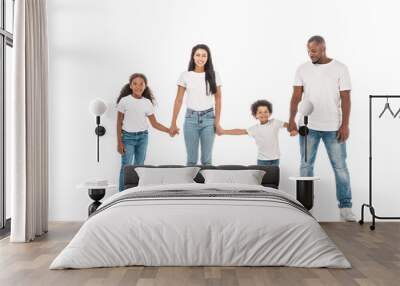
[289,130,298,136]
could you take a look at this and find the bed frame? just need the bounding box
[123,165,280,190]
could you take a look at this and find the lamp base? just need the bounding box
[95,126,106,136]
[299,126,309,136]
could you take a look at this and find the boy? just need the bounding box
[220,100,297,166]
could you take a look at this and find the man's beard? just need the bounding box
[312,58,320,64]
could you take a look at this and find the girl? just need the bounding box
[169,44,223,166]
[117,73,171,192]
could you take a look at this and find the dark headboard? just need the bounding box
[123,165,280,190]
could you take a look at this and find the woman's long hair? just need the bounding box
[188,44,217,95]
[116,73,155,104]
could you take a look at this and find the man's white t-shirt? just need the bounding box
[117,96,154,132]
[177,71,222,111]
[247,119,285,160]
[294,60,351,131]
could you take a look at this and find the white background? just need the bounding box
[47,0,400,221]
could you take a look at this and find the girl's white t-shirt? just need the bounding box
[117,96,154,132]
[177,71,222,111]
[246,119,285,160]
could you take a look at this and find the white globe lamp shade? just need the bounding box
[89,99,107,116]
[299,100,314,116]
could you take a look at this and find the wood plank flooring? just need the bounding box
[0,222,399,286]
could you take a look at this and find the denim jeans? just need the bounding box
[119,130,148,192]
[257,159,280,166]
[299,129,352,208]
[183,108,215,166]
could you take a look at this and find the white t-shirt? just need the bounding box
[294,60,351,131]
[247,119,285,160]
[177,71,222,111]
[116,96,154,132]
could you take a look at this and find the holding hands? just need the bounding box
[287,120,298,135]
[215,124,224,136]
[168,124,180,137]
[287,121,299,136]
[168,123,222,137]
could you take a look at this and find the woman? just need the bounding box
[169,44,223,166]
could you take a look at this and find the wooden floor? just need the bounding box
[0,222,399,286]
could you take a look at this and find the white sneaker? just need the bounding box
[340,208,357,222]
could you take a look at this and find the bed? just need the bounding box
[50,165,350,269]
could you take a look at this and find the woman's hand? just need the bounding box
[117,142,125,155]
[215,124,224,136]
[169,124,180,137]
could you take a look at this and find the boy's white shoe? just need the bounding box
[340,208,357,222]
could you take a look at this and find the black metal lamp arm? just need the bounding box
[94,116,106,162]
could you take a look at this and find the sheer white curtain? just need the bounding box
[10,0,49,242]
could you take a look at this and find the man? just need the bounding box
[288,35,356,221]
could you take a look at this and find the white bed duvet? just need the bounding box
[50,183,351,269]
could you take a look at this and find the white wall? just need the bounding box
[47,0,400,221]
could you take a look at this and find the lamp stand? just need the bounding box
[95,116,106,162]
[299,116,309,162]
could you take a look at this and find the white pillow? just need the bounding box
[135,167,201,186]
[200,169,266,185]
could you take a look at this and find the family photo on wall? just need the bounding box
[115,36,355,222]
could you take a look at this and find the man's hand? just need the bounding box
[288,120,298,133]
[337,124,350,142]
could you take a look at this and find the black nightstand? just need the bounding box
[77,184,116,216]
[289,177,320,210]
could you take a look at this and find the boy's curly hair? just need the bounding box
[251,100,273,117]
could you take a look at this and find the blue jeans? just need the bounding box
[257,159,280,166]
[299,129,352,208]
[183,108,215,166]
[119,130,148,192]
